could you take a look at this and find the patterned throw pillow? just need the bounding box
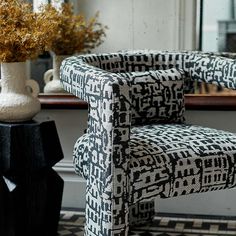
[117,68,185,125]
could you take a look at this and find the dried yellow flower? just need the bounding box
[50,3,108,55]
[0,0,59,62]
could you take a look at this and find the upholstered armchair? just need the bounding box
[60,50,236,236]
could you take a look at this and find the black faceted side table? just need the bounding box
[0,118,64,236]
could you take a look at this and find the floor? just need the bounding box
[58,209,236,236]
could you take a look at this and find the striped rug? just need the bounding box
[58,209,236,236]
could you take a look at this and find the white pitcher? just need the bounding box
[43,54,68,93]
[0,62,40,122]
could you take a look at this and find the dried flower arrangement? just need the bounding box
[0,0,59,62]
[50,3,108,56]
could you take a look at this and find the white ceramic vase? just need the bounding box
[43,54,68,93]
[0,62,41,122]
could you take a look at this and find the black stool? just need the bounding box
[0,118,64,236]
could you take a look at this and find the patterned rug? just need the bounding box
[58,209,236,236]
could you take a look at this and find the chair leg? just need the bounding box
[129,200,155,226]
[84,182,155,235]
[84,182,129,236]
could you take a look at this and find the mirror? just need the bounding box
[27,0,236,107]
[29,0,105,95]
[201,0,236,52]
[29,0,77,94]
[31,0,199,96]
[31,52,52,94]
[195,0,236,95]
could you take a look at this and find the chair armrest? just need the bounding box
[60,56,110,103]
[189,54,236,90]
[60,56,131,137]
[60,55,132,196]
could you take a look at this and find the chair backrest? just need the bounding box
[63,51,236,126]
[83,51,187,72]
[83,52,189,125]
[83,51,236,90]
[117,69,185,125]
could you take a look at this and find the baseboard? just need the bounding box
[54,160,86,209]
[54,160,84,182]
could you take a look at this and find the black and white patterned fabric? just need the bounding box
[60,50,236,236]
[129,124,236,201]
[117,69,185,125]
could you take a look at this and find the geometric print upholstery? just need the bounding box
[62,50,236,91]
[60,50,236,236]
[74,123,236,204]
[117,69,185,125]
[130,124,236,203]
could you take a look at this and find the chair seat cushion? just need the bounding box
[130,124,236,203]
